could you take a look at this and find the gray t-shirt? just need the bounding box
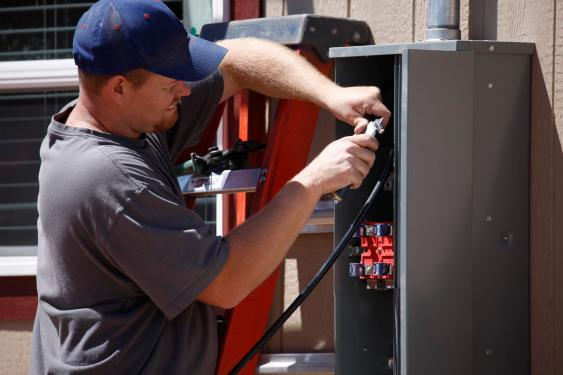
[31,71,229,374]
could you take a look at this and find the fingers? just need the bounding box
[349,169,364,189]
[349,133,379,152]
[343,137,377,189]
[350,155,372,179]
[353,119,368,134]
[363,88,390,126]
[373,101,392,127]
[350,86,392,130]
[298,134,378,195]
[348,142,376,167]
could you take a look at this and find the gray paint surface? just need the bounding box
[400,49,475,375]
[469,53,530,374]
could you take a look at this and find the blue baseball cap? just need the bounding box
[73,0,228,82]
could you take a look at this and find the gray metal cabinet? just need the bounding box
[330,41,533,375]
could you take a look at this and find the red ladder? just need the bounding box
[180,49,330,375]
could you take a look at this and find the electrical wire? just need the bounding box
[227,148,395,375]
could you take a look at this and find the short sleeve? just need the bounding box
[165,69,225,161]
[103,188,229,320]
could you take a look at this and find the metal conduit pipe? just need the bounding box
[426,0,460,40]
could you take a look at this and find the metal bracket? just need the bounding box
[178,168,263,196]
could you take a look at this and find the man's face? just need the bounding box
[122,72,191,134]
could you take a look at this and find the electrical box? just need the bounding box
[330,41,533,375]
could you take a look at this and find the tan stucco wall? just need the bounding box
[0,321,32,375]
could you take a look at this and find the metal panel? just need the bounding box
[399,49,475,375]
[470,53,530,374]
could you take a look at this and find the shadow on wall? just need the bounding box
[286,0,314,15]
[469,0,498,40]
[551,69,563,375]
[529,50,563,374]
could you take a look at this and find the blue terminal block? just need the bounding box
[349,263,364,278]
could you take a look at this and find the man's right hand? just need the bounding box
[292,133,379,196]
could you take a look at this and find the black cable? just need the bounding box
[227,148,395,375]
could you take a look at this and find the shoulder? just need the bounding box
[39,132,149,210]
[186,68,224,98]
[75,139,146,193]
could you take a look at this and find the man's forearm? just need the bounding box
[197,178,322,308]
[217,38,336,109]
[217,38,391,129]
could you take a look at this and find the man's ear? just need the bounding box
[105,75,128,103]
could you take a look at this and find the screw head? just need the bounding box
[489,45,495,52]
[352,31,362,42]
[486,216,493,222]
[259,169,267,183]
[502,232,514,246]
[488,83,493,89]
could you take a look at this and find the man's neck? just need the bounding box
[66,100,109,132]
[66,97,141,139]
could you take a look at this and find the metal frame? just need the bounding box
[0,59,77,92]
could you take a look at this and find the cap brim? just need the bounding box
[148,35,228,82]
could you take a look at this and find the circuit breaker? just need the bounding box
[330,41,533,375]
[349,222,394,290]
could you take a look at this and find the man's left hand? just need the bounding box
[323,86,391,134]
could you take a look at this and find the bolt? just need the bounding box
[352,31,361,42]
[331,28,338,35]
[259,169,267,183]
[489,45,495,52]
[309,26,316,33]
[502,232,514,246]
[486,216,493,222]
[488,83,493,89]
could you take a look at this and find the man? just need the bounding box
[31,0,390,373]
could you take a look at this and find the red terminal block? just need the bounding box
[350,221,394,290]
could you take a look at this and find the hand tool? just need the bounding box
[332,117,385,202]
